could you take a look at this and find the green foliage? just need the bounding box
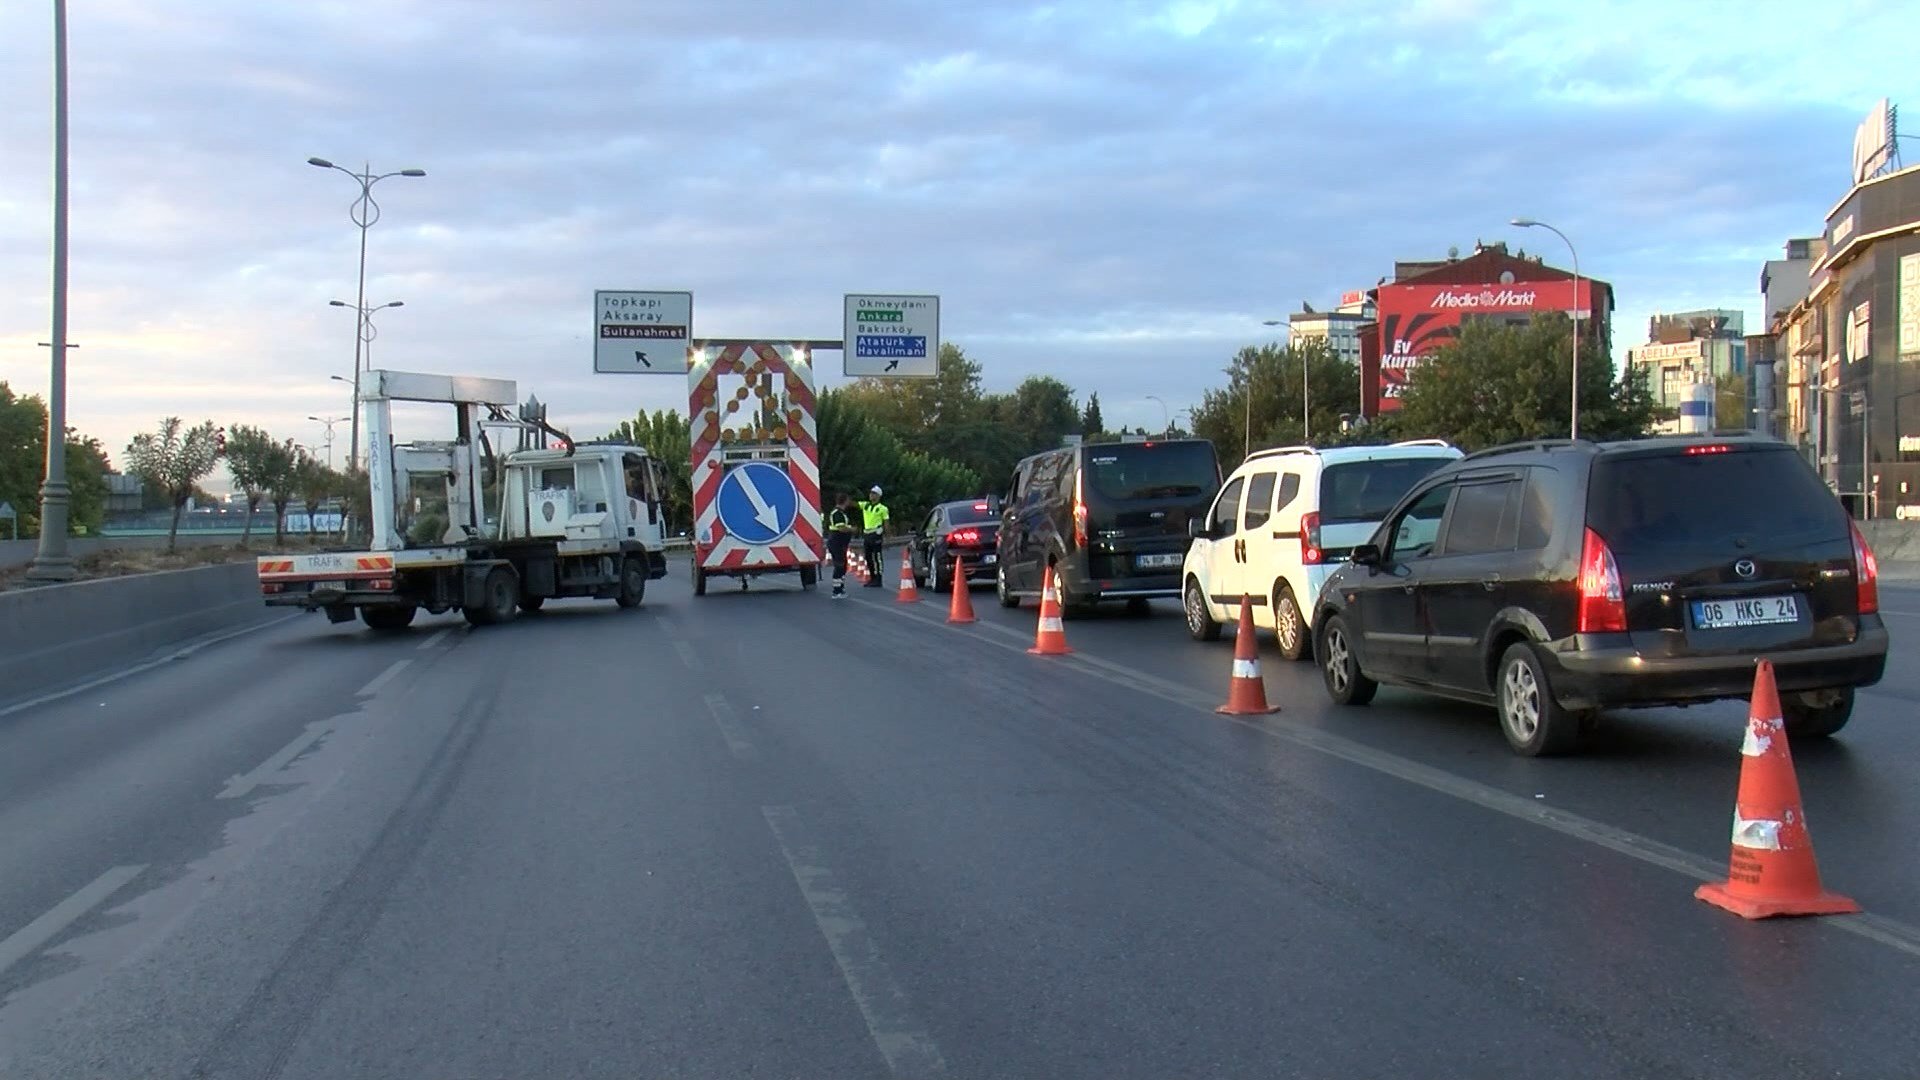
[0,382,110,537]
[1080,392,1105,439]
[607,407,693,532]
[224,424,282,544]
[818,390,981,526]
[265,438,303,545]
[1188,340,1362,474]
[125,417,221,553]
[1393,314,1662,451]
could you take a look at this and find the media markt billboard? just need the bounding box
[1372,278,1592,411]
[844,294,939,378]
[594,290,692,374]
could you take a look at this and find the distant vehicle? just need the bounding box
[1312,435,1889,756]
[995,438,1221,613]
[1182,440,1462,658]
[909,498,1001,591]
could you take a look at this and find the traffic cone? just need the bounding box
[1028,565,1073,655]
[1695,660,1858,919]
[1216,595,1281,715]
[896,548,920,603]
[947,557,976,624]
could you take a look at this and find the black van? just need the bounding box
[995,438,1222,612]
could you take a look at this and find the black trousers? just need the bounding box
[863,533,884,580]
[827,537,851,584]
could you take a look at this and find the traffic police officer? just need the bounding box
[857,485,889,586]
[825,492,857,598]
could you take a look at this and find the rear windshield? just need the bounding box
[945,504,995,525]
[1319,457,1453,525]
[1082,442,1219,502]
[1587,448,1845,552]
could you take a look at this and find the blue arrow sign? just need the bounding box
[716,462,799,545]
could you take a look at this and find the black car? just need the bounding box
[995,438,1221,612]
[910,499,1001,591]
[1311,435,1889,756]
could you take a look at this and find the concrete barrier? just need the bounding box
[0,562,276,706]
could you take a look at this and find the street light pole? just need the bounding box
[307,415,349,469]
[1144,395,1170,437]
[27,0,75,582]
[1261,319,1310,443]
[1512,219,1581,440]
[307,158,424,472]
[329,300,403,445]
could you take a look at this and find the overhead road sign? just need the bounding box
[844,294,939,379]
[595,290,692,374]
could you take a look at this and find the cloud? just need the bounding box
[0,0,1909,475]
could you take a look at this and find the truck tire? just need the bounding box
[616,557,647,608]
[799,566,818,590]
[693,568,707,597]
[464,566,519,627]
[361,606,417,632]
[518,595,545,614]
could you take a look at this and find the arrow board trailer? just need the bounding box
[688,341,823,595]
[257,369,674,631]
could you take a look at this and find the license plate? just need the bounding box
[1136,553,1182,570]
[981,553,996,565]
[1692,595,1799,630]
[310,580,348,592]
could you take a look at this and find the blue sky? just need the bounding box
[0,0,1913,468]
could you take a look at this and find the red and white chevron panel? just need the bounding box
[688,341,822,572]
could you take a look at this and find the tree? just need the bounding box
[123,417,220,552]
[1080,392,1105,439]
[1393,313,1662,451]
[608,408,693,533]
[0,382,110,537]
[265,439,302,545]
[817,390,981,527]
[295,453,345,537]
[224,424,280,546]
[1188,340,1361,474]
[998,375,1080,454]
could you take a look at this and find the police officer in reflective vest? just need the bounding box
[825,492,857,598]
[857,485,889,587]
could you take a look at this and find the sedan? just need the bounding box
[911,499,1001,592]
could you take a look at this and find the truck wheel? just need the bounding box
[1781,688,1853,739]
[518,595,545,614]
[693,568,707,597]
[799,566,818,590]
[616,558,647,608]
[361,606,416,632]
[465,567,519,627]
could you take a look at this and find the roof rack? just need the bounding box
[1244,444,1316,462]
[1389,438,1455,449]
[1460,438,1592,462]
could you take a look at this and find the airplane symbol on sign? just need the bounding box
[885,360,900,372]
[634,350,651,368]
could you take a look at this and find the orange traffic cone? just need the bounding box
[896,548,920,603]
[1028,565,1074,655]
[1216,595,1282,715]
[1695,660,1858,919]
[947,557,976,624]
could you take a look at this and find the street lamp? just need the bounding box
[1511,218,1582,440]
[1262,319,1311,445]
[307,157,425,473]
[26,0,75,582]
[330,299,404,374]
[307,415,349,469]
[1144,395,1171,437]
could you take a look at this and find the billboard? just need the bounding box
[1371,278,1594,410]
[1852,98,1896,185]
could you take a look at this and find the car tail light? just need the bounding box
[1577,527,1626,633]
[948,528,980,546]
[1683,444,1734,455]
[1073,468,1088,549]
[1851,520,1879,615]
[1299,511,1324,565]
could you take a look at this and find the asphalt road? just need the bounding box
[1,573,1917,1078]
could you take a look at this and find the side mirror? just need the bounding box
[1187,518,1207,539]
[1349,543,1382,567]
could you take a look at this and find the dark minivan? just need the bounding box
[1312,435,1888,756]
[996,438,1222,612]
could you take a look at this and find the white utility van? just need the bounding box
[1182,440,1463,658]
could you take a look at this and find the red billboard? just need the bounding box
[1372,278,1594,411]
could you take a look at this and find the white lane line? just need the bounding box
[219,721,331,800]
[873,600,1920,962]
[0,615,300,720]
[704,694,756,760]
[356,658,411,697]
[761,806,947,1077]
[671,637,701,671]
[0,865,145,977]
[1877,609,1920,618]
[417,627,454,651]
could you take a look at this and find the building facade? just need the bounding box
[1287,289,1371,368]
[1626,310,1747,431]
[1356,243,1614,416]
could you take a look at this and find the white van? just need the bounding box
[1182,440,1463,658]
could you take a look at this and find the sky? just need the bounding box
[1,0,1914,484]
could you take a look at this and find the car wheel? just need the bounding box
[1496,643,1580,757]
[615,557,647,608]
[1184,578,1221,642]
[1126,597,1151,617]
[361,605,417,632]
[997,563,1020,608]
[1273,586,1309,662]
[1318,614,1377,706]
[1781,688,1853,739]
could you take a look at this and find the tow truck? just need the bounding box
[257,369,672,630]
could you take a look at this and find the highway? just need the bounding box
[2,574,1918,1078]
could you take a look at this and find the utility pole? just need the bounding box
[27,0,76,582]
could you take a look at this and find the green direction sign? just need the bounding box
[857,309,905,323]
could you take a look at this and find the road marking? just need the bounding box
[356,659,411,697]
[873,600,1920,963]
[1877,609,1920,618]
[417,628,454,651]
[671,637,701,671]
[0,614,299,720]
[0,865,145,977]
[761,806,947,1077]
[704,693,756,760]
[219,721,331,800]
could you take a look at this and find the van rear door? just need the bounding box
[1078,440,1221,577]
